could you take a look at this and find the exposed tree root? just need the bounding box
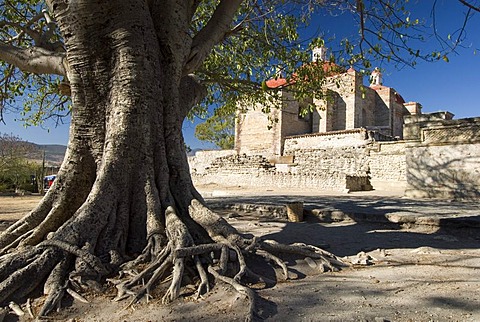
[0,197,347,321]
[39,240,109,276]
[101,199,347,320]
[208,265,257,322]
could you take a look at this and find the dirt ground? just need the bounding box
[1,195,479,321]
[0,196,42,231]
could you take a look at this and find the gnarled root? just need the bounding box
[0,247,60,305]
[110,199,346,320]
[208,265,257,322]
[0,196,346,321]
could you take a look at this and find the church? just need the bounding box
[234,47,422,158]
[190,47,480,198]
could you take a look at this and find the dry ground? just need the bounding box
[0,195,42,231]
[1,195,479,322]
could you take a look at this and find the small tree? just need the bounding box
[195,112,235,150]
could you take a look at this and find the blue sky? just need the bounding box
[1,1,479,148]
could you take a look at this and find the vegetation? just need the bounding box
[194,111,235,150]
[0,132,40,193]
[0,0,477,320]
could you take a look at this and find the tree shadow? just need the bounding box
[208,194,480,320]
[405,133,480,200]
[209,194,480,257]
[253,271,479,321]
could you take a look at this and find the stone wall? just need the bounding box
[234,100,282,157]
[313,93,333,132]
[368,141,407,189]
[189,150,237,175]
[283,130,372,186]
[190,129,407,192]
[283,128,371,150]
[403,111,455,141]
[190,152,348,190]
[405,119,480,199]
[361,87,376,127]
[284,130,406,191]
[192,115,480,199]
[280,92,311,139]
[234,92,312,158]
[286,145,372,191]
[373,87,392,129]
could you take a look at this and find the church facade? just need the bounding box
[234,47,422,158]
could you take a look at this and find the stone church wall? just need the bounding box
[373,87,392,129]
[280,92,312,139]
[234,101,282,157]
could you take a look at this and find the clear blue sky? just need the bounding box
[1,1,479,148]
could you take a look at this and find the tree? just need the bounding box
[194,111,235,150]
[0,0,477,320]
[0,132,39,192]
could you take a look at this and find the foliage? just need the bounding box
[0,132,40,192]
[195,111,235,149]
[0,0,478,138]
[0,0,70,124]
[189,0,478,145]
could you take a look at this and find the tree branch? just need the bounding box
[458,0,480,13]
[179,74,207,119]
[0,21,42,45]
[183,0,243,75]
[0,43,66,76]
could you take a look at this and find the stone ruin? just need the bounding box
[189,49,480,199]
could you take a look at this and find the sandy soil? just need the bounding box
[0,195,42,231]
[1,195,479,322]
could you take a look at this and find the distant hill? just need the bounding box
[21,142,208,164]
[24,143,67,166]
[36,144,67,165]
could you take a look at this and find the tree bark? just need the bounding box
[0,1,344,319]
[0,43,66,76]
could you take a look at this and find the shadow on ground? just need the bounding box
[208,194,480,257]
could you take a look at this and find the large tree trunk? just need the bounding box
[0,1,343,320]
